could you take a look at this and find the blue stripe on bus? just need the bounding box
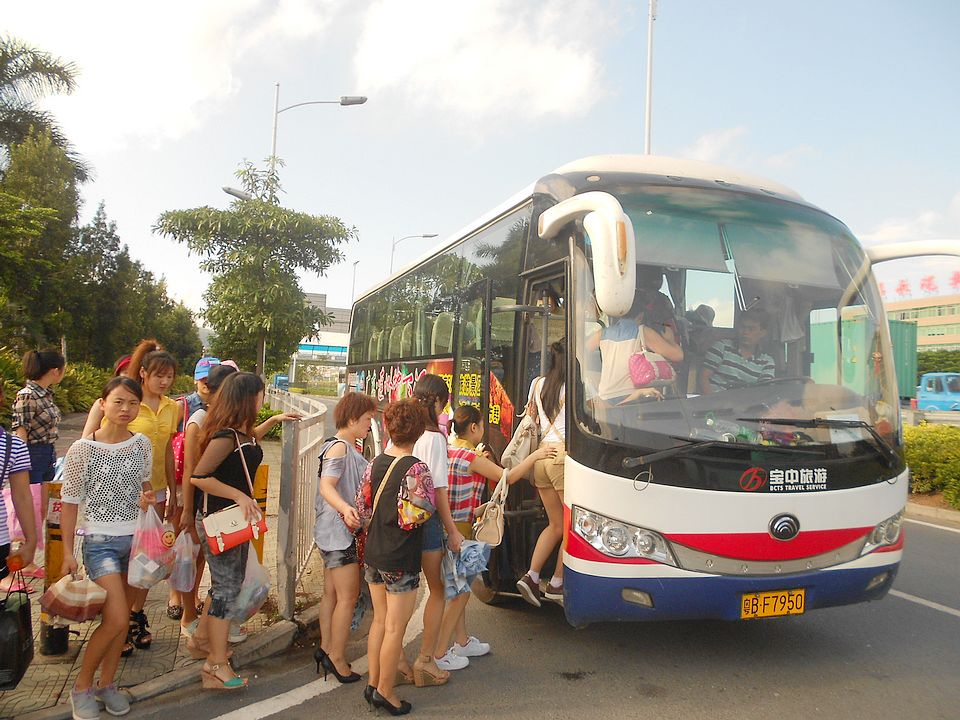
[561,563,899,626]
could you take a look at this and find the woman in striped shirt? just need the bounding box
[0,393,38,592]
[434,404,554,669]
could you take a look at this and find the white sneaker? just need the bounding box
[434,650,469,671]
[452,636,490,657]
[228,623,247,644]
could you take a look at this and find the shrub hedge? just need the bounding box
[257,406,283,439]
[903,423,960,509]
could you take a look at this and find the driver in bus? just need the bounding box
[699,308,775,393]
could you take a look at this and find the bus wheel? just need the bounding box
[471,572,506,605]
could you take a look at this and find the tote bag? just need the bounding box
[472,469,507,547]
[628,325,676,387]
[0,571,32,690]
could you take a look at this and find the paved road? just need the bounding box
[131,515,960,720]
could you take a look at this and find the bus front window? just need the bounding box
[573,186,900,464]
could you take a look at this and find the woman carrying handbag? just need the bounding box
[189,372,267,691]
[516,340,571,608]
[60,377,154,720]
[435,404,555,664]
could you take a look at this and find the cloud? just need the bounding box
[764,144,817,169]
[681,126,747,163]
[6,0,344,154]
[859,209,943,245]
[353,0,610,131]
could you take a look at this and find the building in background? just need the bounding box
[290,293,351,393]
[884,294,960,352]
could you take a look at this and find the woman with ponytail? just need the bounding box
[10,349,65,577]
[83,339,183,649]
[434,404,556,664]
[406,373,464,683]
[516,339,569,608]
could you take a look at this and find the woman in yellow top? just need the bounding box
[83,339,182,651]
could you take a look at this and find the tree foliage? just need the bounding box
[916,349,960,382]
[0,35,89,180]
[154,161,355,375]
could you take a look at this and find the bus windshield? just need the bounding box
[573,185,900,462]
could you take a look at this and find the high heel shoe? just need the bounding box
[363,684,376,710]
[371,690,411,716]
[319,653,361,684]
[314,648,328,674]
[200,663,247,691]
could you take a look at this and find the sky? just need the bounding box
[5,0,960,319]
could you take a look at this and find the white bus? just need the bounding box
[348,155,955,626]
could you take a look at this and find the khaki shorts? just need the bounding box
[533,443,566,492]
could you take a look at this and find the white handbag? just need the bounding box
[473,469,507,547]
[500,414,539,469]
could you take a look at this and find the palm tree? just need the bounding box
[0,35,89,180]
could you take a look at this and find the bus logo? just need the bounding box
[769,514,801,541]
[739,467,767,492]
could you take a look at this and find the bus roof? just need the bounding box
[553,155,805,201]
[355,154,807,303]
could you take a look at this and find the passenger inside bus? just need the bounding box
[588,290,683,406]
[698,308,775,394]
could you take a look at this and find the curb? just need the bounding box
[905,499,960,525]
[17,605,325,720]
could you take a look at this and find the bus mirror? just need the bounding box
[538,191,636,317]
[584,210,636,317]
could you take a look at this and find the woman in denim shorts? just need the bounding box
[357,399,435,716]
[191,373,267,691]
[60,377,154,720]
[314,392,377,683]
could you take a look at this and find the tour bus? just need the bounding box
[347,155,958,627]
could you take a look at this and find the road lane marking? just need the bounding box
[210,589,429,720]
[904,518,960,535]
[889,589,960,619]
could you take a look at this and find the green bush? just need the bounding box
[57,363,112,414]
[172,374,195,396]
[903,423,960,509]
[257,406,283,439]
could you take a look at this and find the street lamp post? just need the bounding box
[390,234,439,274]
[350,260,360,304]
[269,82,367,176]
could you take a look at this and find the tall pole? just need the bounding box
[270,82,280,175]
[644,0,657,155]
[351,260,360,304]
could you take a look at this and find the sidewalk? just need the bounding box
[0,414,327,720]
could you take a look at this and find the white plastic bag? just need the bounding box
[128,506,174,589]
[229,547,270,622]
[169,531,199,592]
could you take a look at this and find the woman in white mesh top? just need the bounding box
[60,377,155,720]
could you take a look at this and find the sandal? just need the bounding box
[129,611,152,649]
[120,641,134,658]
[166,604,184,621]
[412,655,449,687]
[395,668,415,686]
[187,639,234,661]
[201,663,247,691]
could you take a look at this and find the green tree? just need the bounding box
[0,36,88,180]
[917,349,960,382]
[154,161,354,375]
[1,128,80,348]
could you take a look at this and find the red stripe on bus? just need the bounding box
[665,527,872,561]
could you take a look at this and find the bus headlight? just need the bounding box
[572,506,677,566]
[861,510,904,556]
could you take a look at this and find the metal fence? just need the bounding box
[266,387,329,619]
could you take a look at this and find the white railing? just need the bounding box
[267,388,328,620]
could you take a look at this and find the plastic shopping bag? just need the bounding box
[169,531,199,592]
[229,547,270,622]
[128,506,175,589]
[0,573,33,690]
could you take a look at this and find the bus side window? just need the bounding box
[432,312,455,355]
[401,322,414,356]
[388,325,403,358]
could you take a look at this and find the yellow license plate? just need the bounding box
[740,589,806,619]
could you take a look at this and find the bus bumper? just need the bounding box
[561,561,899,627]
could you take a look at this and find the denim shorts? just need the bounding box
[28,443,56,485]
[196,515,248,619]
[320,540,358,570]
[421,513,444,553]
[82,534,133,581]
[364,565,420,594]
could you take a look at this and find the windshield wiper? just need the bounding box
[622,435,820,469]
[738,417,899,468]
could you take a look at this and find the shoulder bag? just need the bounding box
[201,430,268,555]
[628,325,676,387]
[501,379,543,469]
[397,460,435,530]
[172,396,189,485]
[472,468,507,547]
